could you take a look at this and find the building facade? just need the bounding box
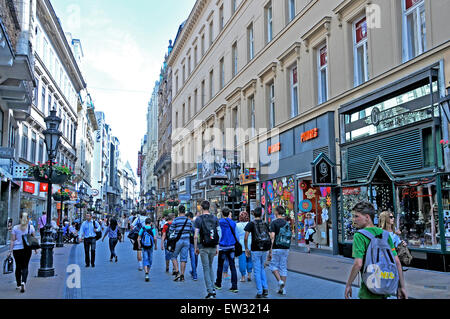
[168,0,450,270]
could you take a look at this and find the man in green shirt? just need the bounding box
[345,201,407,299]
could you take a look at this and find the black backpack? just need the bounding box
[254,220,271,251]
[199,214,219,247]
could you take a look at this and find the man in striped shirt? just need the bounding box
[172,205,193,282]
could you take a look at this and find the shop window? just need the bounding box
[396,179,440,250]
[441,174,450,251]
[340,186,369,242]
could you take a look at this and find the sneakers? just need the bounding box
[214,283,222,290]
[229,288,239,293]
[115,256,118,263]
[262,289,268,297]
[20,282,25,293]
[172,271,179,276]
[256,293,265,299]
[205,293,216,299]
[278,280,285,294]
[145,274,149,282]
[174,274,185,282]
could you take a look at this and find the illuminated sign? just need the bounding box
[268,142,281,154]
[301,128,318,142]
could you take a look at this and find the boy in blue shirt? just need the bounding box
[138,218,157,282]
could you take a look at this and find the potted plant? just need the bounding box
[26,161,74,184]
[52,190,71,202]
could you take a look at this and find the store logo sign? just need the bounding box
[23,182,35,194]
[39,183,48,192]
[268,142,281,154]
[301,128,318,142]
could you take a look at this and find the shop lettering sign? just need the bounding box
[39,183,48,192]
[343,187,361,195]
[301,128,318,142]
[268,142,281,154]
[23,182,35,194]
[401,188,432,199]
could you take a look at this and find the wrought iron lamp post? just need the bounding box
[170,180,178,216]
[38,109,62,278]
[226,160,241,221]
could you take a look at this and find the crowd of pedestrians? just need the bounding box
[4,198,409,300]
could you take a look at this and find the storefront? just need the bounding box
[240,168,259,213]
[259,112,337,250]
[20,181,47,229]
[338,64,450,271]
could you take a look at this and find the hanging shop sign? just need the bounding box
[23,182,35,194]
[311,152,336,186]
[39,183,49,192]
[211,177,230,186]
[301,128,318,142]
[342,187,360,195]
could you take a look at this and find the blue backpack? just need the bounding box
[141,227,154,249]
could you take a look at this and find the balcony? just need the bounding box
[154,152,171,176]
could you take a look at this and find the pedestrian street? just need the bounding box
[66,237,355,299]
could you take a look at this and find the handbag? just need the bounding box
[225,219,243,257]
[167,218,189,253]
[128,218,143,242]
[93,221,102,241]
[3,254,13,274]
[22,225,41,250]
[396,244,413,266]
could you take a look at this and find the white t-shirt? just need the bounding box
[236,222,251,247]
[12,225,35,250]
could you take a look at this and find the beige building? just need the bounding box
[169,0,450,269]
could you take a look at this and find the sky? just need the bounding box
[51,0,197,174]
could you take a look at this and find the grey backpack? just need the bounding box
[358,229,399,296]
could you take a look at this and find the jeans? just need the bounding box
[109,237,118,259]
[199,247,217,294]
[251,251,268,294]
[189,243,198,279]
[238,252,253,277]
[142,248,153,268]
[215,249,237,290]
[13,248,32,286]
[83,237,96,266]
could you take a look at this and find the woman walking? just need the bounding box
[236,211,252,282]
[9,212,37,293]
[304,213,316,253]
[102,218,121,262]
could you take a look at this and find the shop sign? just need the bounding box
[179,194,191,201]
[211,177,229,186]
[268,142,281,154]
[342,187,360,195]
[311,152,336,186]
[39,183,49,192]
[240,168,258,184]
[179,179,186,193]
[301,128,318,142]
[401,188,432,200]
[23,182,35,194]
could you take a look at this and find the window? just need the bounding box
[21,125,28,159]
[265,2,273,43]
[188,56,191,75]
[290,65,299,117]
[219,57,225,89]
[209,70,214,100]
[47,93,52,116]
[268,82,275,129]
[201,34,205,56]
[43,39,48,65]
[402,0,426,61]
[34,79,39,107]
[288,0,296,22]
[39,139,44,163]
[209,20,214,46]
[201,80,205,107]
[232,42,238,77]
[182,65,186,84]
[233,108,238,148]
[176,75,179,93]
[8,122,16,149]
[318,44,328,104]
[194,89,198,114]
[182,104,185,125]
[176,111,179,129]
[219,5,224,31]
[31,132,37,163]
[249,95,255,137]
[353,16,369,86]
[194,46,198,67]
[41,85,46,113]
[232,0,237,14]
[247,23,254,61]
[188,96,191,121]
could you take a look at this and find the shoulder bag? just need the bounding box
[167,218,188,253]
[225,219,243,257]
[94,221,102,241]
[23,225,41,250]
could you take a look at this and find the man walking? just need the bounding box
[268,206,291,295]
[186,212,198,281]
[244,207,271,298]
[345,201,407,299]
[172,205,193,282]
[161,213,177,274]
[214,207,238,293]
[38,212,46,241]
[131,212,147,271]
[194,200,221,299]
[79,212,101,268]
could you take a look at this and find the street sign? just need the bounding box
[92,189,99,196]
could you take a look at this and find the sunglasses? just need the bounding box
[389,216,394,219]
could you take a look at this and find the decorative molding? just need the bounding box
[258,62,277,87]
[277,42,301,71]
[301,17,332,52]
[225,86,241,102]
[333,0,370,27]
[242,79,257,96]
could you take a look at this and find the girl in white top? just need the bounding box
[9,212,37,293]
[236,211,253,282]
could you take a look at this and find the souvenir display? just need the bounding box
[299,199,312,212]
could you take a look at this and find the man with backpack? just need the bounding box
[268,205,291,295]
[131,212,147,271]
[161,213,177,274]
[194,200,221,299]
[345,201,407,299]
[171,205,193,282]
[138,218,157,282]
[244,207,271,298]
[214,207,239,293]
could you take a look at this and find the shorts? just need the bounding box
[133,240,142,251]
[164,241,173,261]
[173,238,190,262]
[269,249,289,277]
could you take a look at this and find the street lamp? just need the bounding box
[226,159,241,221]
[78,184,86,221]
[38,109,62,278]
[170,180,178,216]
